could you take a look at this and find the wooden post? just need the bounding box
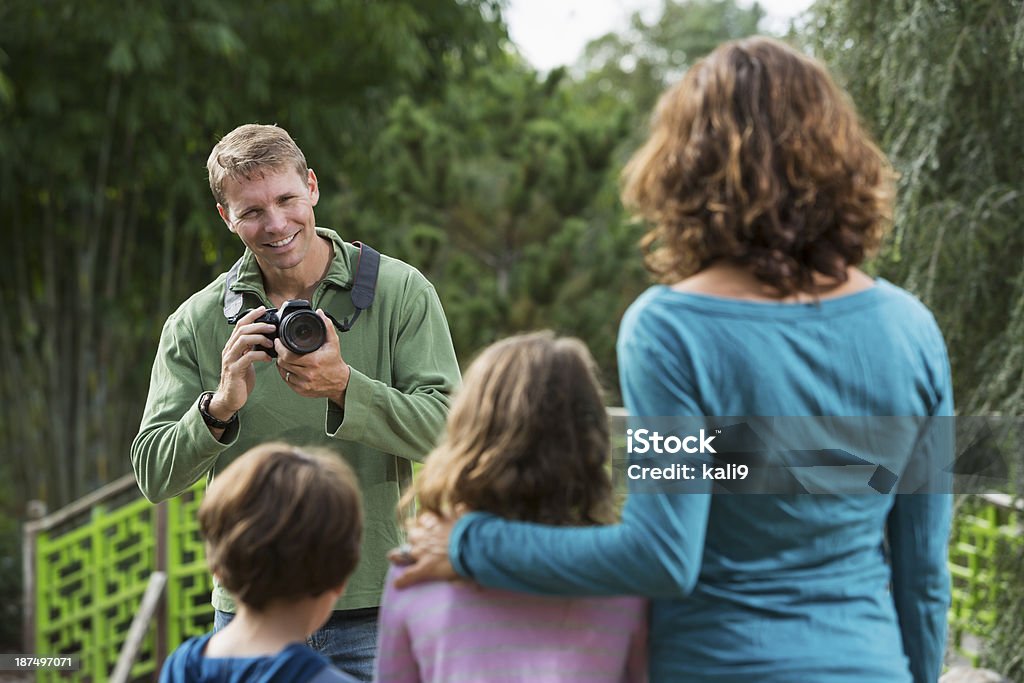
[110,571,167,683]
[22,523,36,655]
[22,500,46,654]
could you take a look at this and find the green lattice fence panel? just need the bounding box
[166,482,215,650]
[36,492,158,682]
[948,494,1023,664]
[33,479,214,682]
[32,476,1019,679]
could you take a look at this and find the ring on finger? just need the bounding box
[395,543,414,565]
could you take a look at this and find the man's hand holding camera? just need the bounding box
[205,303,352,439]
[275,308,351,407]
[206,306,276,438]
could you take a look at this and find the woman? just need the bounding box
[395,37,952,683]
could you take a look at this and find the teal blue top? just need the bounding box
[450,279,953,683]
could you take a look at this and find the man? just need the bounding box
[131,123,460,681]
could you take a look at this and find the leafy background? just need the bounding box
[1,0,1021,668]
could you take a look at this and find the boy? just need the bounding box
[160,443,363,682]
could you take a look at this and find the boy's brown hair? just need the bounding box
[198,443,363,611]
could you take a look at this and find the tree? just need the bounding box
[807,0,1024,415]
[575,0,765,122]
[341,53,644,390]
[0,0,505,509]
[345,4,763,395]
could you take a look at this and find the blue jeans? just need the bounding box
[214,608,379,682]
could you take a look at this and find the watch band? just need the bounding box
[198,391,237,429]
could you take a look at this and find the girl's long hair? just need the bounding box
[404,331,614,526]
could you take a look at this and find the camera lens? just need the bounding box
[280,310,326,354]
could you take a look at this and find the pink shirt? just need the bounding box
[375,567,647,682]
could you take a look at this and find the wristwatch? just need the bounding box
[198,391,238,429]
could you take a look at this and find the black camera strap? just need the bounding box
[223,241,380,331]
[335,241,380,331]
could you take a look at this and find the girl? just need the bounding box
[374,332,646,683]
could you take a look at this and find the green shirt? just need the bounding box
[131,228,460,611]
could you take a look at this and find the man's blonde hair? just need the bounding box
[206,124,308,207]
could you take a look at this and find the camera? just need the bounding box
[243,299,326,358]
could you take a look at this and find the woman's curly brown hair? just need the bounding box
[403,331,614,527]
[622,36,896,295]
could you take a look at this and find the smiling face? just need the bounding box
[218,167,321,276]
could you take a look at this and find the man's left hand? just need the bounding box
[276,309,351,407]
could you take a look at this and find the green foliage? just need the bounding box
[982,534,1024,680]
[807,0,1024,416]
[3,0,1021,667]
[0,473,23,651]
[350,0,768,388]
[0,0,771,516]
[0,519,20,651]
[339,54,647,390]
[0,0,505,510]
[575,0,764,123]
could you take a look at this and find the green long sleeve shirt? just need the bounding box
[130,228,460,611]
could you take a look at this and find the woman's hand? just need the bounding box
[388,512,459,588]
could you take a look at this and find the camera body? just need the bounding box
[249,299,326,358]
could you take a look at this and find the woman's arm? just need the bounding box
[397,322,710,597]
[887,329,954,683]
[886,493,952,683]
[449,490,709,596]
